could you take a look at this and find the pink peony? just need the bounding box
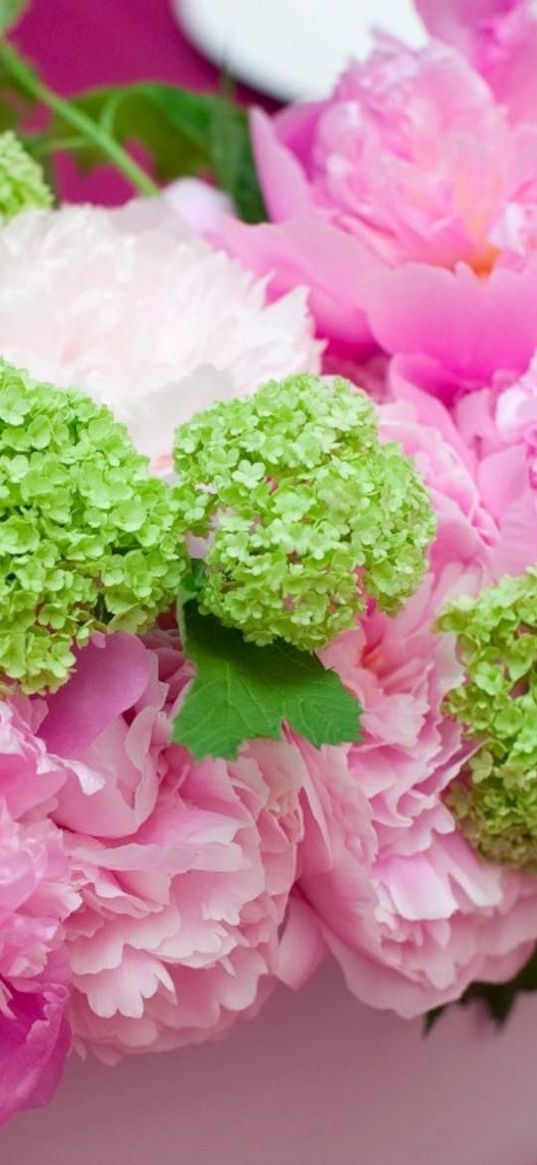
[417,0,537,122]
[203,33,537,365]
[253,36,537,272]
[0,194,321,1063]
[354,258,537,386]
[0,199,320,466]
[387,327,537,576]
[34,631,308,1059]
[285,393,537,1017]
[0,701,80,1126]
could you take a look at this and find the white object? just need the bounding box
[176,0,427,101]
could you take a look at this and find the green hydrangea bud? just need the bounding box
[440,570,537,870]
[173,374,435,651]
[0,131,52,219]
[0,360,186,693]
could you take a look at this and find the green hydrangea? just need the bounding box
[173,374,435,651]
[0,360,186,693]
[440,570,537,870]
[0,131,52,219]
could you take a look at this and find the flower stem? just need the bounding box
[0,41,159,196]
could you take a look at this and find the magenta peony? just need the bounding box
[286,393,537,1017]
[33,632,308,1059]
[0,199,319,467]
[0,701,80,1126]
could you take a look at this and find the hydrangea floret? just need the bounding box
[440,570,537,870]
[0,360,186,693]
[0,131,52,218]
[173,374,435,651]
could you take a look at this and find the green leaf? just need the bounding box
[49,82,266,223]
[424,943,537,1032]
[172,602,362,759]
[0,0,29,33]
[208,95,266,223]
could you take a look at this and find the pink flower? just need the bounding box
[0,200,319,466]
[37,632,307,1059]
[0,970,70,1128]
[0,195,318,1064]
[0,701,79,1126]
[388,333,537,576]
[355,258,537,387]
[286,395,537,1017]
[417,0,537,122]
[207,34,537,364]
[257,37,537,271]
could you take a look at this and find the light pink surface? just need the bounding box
[1,962,537,1165]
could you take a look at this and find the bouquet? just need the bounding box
[3,0,537,1128]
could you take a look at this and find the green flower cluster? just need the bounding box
[0,131,52,219]
[0,360,185,693]
[440,570,537,870]
[173,374,435,651]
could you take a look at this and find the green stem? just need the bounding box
[27,133,89,157]
[0,41,159,196]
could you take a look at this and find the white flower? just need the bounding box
[0,198,320,463]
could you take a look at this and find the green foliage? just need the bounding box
[172,602,362,759]
[0,129,51,217]
[0,360,186,693]
[0,31,266,214]
[49,82,266,222]
[440,570,537,870]
[173,374,435,653]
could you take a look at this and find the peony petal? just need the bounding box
[276,892,327,989]
[417,0,537,123]
[250,107,316,221]
[40,635,151,758]
[362,258,537,385]
[215,213,377,351]
[0,977,70,1128]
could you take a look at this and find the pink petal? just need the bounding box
[0,977,70,1128]
[250,107,315,221]
[41,635,151,758]
[276,893,327,989]
[362,258,537,384]
[216,213,378,351]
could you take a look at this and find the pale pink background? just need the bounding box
[2,963,537,1165]
[1,3,537,1161]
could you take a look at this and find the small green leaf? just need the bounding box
[208,96,266,223]
[172,602,362,759]
[0,0,29,34]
